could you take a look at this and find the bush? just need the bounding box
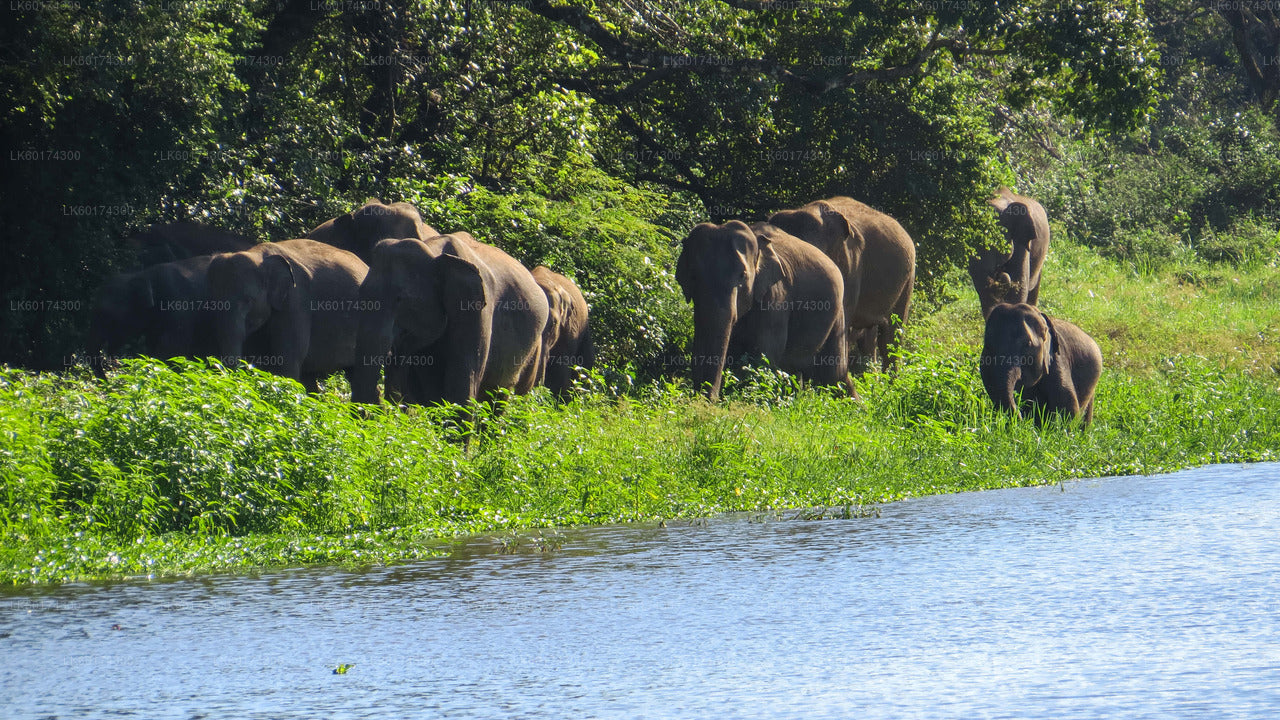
[1012,72,1280,269]
[49,360,347,536]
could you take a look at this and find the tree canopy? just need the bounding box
[3,1,1271,370]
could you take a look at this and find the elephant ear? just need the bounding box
[127,274,156,310]
[264,254,296,310]
[436,253,486,315]
[752,228,790,293]
[1036,313,1054,379]
[817,204,857,274]
[674,244,694,302]
[436,253,490,401]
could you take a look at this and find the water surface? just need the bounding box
[3,463,1279,718]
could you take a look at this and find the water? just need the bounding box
[3,463,1280,719]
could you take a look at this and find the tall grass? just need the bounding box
[3,336,1277,584]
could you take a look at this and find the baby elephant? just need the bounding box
[980,303,1102,425]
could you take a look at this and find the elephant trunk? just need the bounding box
[215,310,248,367]
[1004,241,1032,305]
[1002,366,1022,418]
[981,356,1023,419]
[690,297,736,400]
[352,302,395,404]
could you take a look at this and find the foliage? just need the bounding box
[1,0,1168,369]
[1000,6,1280,269]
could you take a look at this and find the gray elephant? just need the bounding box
[125,222,257,268]
[676,220,852,400]
[206,239,369,392]
[980,302,1102,425]
[351,232,549,406]
[970,188,1050,318]
[531,266,594,398]
[305,199,437,263]
[86,255,220,376]
[768,197,915,371]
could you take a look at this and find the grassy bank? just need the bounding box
[3,238,1279,585]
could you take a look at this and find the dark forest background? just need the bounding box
[3,0,1278,371]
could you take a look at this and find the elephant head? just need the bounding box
[305,199,437,263]
[351,235,488,404]
[86,271,156,377]
[976,189,1043,317]
[675,220,782,399]
[768,200,862,286]
[87,257,217,376]
[980,302,1053,416]
[206,249,295,364]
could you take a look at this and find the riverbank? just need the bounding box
[2,239,1278,585]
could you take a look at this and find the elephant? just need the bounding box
[970,188,1050,318]
[980,302,1102,426]
[768,197,915,372]
[124,222,257,268]
[531,266,594,398]
[305,199,437,263]
[351,232,550,406]
[675,220,852,401]
[86,255,221,377]
[206,239,369,392]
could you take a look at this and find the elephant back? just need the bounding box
[125,222,257,269]
[270,238,369,285]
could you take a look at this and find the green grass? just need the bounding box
[2,236,1279,585]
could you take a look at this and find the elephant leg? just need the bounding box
[1041,375,1082,425]
[849,327,877,373]
[875,322,893,373]
[753,309,790,371]
[343,366,362,401]
[514,345,540,395]
[300,372,321,394]
[883,283,911,372]
[267,312,308,381]
[814,323,855,399]
[409,347,446,405]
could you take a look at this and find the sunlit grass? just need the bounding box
[2,236,1278,584]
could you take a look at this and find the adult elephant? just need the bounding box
[124,222,257,268]
[305,199,437,263]
[768,197,915,371]
[351,232,549,406]
[980,302,1102,426]
[206,239,369,392]
[531,266,593,398]
[970,188,1050,318]
[675,220,851,401]
[86,256,220,377]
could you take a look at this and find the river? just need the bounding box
[3,462,1279,718]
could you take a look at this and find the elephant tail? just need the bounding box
[893,265,914,326]
[578,322,596,372]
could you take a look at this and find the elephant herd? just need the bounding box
[675,190,1102,424]
[89,200,592,405]
[90,190,1102,424]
